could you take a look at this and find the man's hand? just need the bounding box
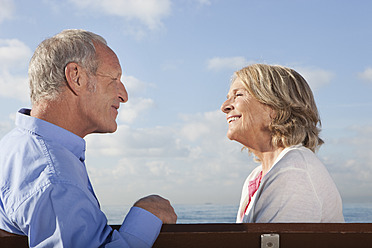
[134,195,177,224]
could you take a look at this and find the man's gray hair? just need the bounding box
[28,29,107,104]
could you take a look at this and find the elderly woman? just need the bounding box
[221,64,344,223]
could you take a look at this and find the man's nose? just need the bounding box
[118,80,128,103]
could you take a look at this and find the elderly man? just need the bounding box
[0,29,177,247]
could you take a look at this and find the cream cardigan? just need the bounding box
[236,145,344,223]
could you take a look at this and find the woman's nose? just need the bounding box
[221,99,233,114]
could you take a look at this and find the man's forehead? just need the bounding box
[95,42,118,60]
[95,44,122,73]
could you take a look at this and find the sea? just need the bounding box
[102,202,372,224]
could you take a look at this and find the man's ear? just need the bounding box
[65,62,83,95]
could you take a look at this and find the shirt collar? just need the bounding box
[15,108,86,162]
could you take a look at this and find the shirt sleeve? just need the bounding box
[107,207,163,248]
[252,168,322,223]
[11,182,162,247]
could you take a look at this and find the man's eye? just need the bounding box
[236,93,243,97]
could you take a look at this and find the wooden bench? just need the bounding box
[1,223,372,247]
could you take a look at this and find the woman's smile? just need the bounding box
[227,115,241,124]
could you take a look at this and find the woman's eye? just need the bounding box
[236,93,243,97]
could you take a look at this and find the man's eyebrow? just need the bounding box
[97,72,121,79]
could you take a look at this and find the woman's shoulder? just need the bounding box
[265,146,332,188]
[272,145,323,172]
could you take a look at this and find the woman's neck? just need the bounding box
[254,147,285,176]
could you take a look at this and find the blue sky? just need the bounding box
[1,0,372,207]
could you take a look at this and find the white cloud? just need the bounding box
[179,110,226,142]
[320,124,372,203]
[86,109,254,205]
[86,108,372,205]
[119,97,155,124]
[207,56,250,71]
[70,0,171,31]
[110,75,157,124]
[0,39,32,69]
[294,66,334,91]
[122,75,154,94]
[0,71,29,102]
[0,0,15,23]
[358,67,372,83]
[0,39,32,102]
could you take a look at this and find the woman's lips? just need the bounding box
[227,115,241,123]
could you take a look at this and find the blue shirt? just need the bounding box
[0,109,162,247]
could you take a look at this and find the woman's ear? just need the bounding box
[268,106,277,120]
[65,62,82,95]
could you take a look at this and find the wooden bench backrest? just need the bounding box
[2,223,372,248]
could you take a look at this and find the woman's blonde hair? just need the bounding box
[234,64,323,152]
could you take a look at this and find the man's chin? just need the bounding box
[92,124,118,135]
